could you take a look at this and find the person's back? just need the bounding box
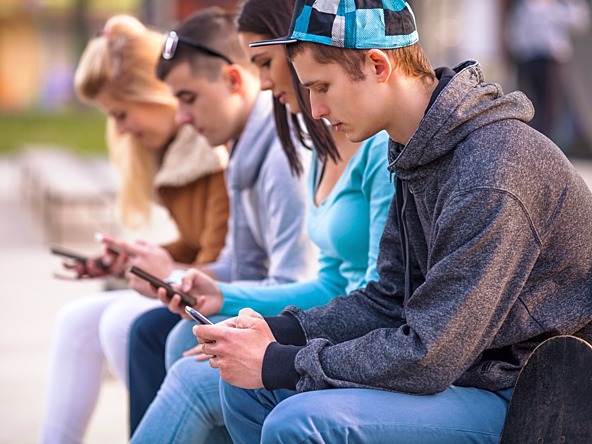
[377,59,592,391]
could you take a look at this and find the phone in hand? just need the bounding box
[50,246,90,263]
[50,246,110,270]
[184,306,213,325]
[128,266,197,307]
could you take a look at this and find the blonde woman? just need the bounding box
[39,15,229,444]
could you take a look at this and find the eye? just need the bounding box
[179,94,196,105]
[316,84,328,94]
[257,59,271,69]
[114,112,126,122]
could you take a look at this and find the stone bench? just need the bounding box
[18,145,121,243]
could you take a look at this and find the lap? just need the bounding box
[263,386,512,444]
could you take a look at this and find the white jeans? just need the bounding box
[39,289,163,444]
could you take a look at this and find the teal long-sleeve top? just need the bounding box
[217,131,393,316]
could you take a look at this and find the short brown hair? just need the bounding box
[286,41,435,83]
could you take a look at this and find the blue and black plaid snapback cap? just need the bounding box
[250,0,418,49]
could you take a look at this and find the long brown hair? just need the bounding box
[236,0,339,175]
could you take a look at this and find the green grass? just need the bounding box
[0,109,107,156]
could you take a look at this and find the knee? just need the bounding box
[52,297,101,342]
[165,320,195,368]
[167,357,218,393]
[130,309,162,346]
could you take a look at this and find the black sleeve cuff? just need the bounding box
[262,342,303,391]
[264,314,306,346]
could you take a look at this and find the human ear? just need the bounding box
[222,65,243,92]
[367,49,393,83]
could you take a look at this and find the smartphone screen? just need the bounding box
[185,306,213,325]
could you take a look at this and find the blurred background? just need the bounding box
[0,0,591,443]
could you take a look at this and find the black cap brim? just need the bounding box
[249,36,298,48]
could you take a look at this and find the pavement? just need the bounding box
[0,154,177,444]
[1,151,592,444]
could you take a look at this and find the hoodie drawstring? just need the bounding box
[395,176,413,317]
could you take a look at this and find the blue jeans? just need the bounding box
[220,383,513,444]
[164,318,208,370]
[130,315,232,444]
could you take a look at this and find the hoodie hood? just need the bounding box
[390,60,535,182]
[154,124,228,189]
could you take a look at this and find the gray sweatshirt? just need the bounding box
[263,60,592,395]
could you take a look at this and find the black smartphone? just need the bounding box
[128,266,197,307]
[184,306,213,325]
[50,246,111,270]
[50,246,90,263]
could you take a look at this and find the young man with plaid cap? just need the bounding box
[194,1,592,442]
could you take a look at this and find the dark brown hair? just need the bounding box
[156,7,250,82]
[236,0,339,175]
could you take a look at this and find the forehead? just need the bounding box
[291,47,344,84]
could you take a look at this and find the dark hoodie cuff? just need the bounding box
[262,342,303,391]
[264,314,306,346]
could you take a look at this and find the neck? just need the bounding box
[386,75,439,145]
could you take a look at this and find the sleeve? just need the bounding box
[192,171,229,265]
[360,133,395,285]
[218,133,393,317]
[265,190,542,395]
[205,216,234,282]
[160,239,197,265]
[218,254,347,316]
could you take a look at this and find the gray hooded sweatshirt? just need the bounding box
[263,60,592,395]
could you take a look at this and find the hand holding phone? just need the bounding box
[50,245,110,271]
[128,266,197,307]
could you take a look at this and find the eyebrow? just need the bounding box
[301,80,320,89]
[250,52,267,64]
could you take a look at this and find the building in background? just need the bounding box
[1,0,590,154]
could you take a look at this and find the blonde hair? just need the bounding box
[74,15,177,228]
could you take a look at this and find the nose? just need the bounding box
[259,72,273,92]
[176,107,193,125]
[309,94,328,120]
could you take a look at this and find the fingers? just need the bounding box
[101,235,144,257]
[238,308,264,320]
[193,324,221,344]
[180,268,201,292]
[182,344,203,357]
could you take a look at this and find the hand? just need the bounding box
[159,268,223,316]
[103,236,175,298]
[59,249,128,279]
[182,343,210,362]
[194,308,275,389]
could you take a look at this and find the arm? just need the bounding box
[193,171,229,264]
[251,140,316,286]
[265,190,541,394]
[219,133,392,315]
[218,255,347,316]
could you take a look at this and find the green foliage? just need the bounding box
[0,110,107,156]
